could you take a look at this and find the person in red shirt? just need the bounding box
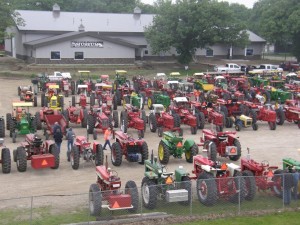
[103,127,112,150]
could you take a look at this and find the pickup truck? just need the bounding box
[48,71,72,81]
[214,63,241,72]
[251,64,283,73]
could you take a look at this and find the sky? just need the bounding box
[140,0,257,9]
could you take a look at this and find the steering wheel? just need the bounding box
[261,160,269,167]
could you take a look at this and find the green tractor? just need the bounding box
[147,90,170,110]
[248,76,269,87]
[123,92,144,109]
[141,152,191,209]
[7,102,37,143]
[114,70,130,90]
[265,86,292,104]
[158,131,198,165]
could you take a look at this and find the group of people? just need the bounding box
[52,122,113,161]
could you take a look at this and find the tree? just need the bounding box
[145,0,248,65]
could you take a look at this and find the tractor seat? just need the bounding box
[33,136,43,147]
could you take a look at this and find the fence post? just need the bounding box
[283,173,285,209]
[190,180,192,216]
[238,176,241,215]
[140,186,143,215]
[30,196,33,225]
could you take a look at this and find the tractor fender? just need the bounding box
[160,138,172,149]
[45,140,55,151]
[93,142,100,153]
[144,171,158,180]
[183,139,196,150]
[227,133,238,142]
[20,141,29,148]
[174,166,189,182]
[204,134,217,142]
[227,163,241,177]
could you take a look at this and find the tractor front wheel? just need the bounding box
[138,129,144,139]
[0,119,5,138]
[149,113,157,132]
[229,171,246,203]
[111,142,122,166]
[1,148,11,174]
[112,110,119,128]
[16,147,27,172]
[120,111,128,133]
[87,114,95,134]
[229,139,241,161]
[6,113,11,130]
[125,180,139,212]
[204,141,217,162]
[95,144,104,166]
[70,145,80,170]
[141,177,157,209]
[147,96,155,110]
[12,132,17,143]
[196,172,217,206]
[158,140,170,164]
[190,126,197,135]
[185,144,199,163]
[242,170,256,201]
[276,108,285,125]
[196,112,205,129]
[81,109,88,128]
[35,112,42,130]
[89,183,102,216]
[157,127,163,137]
[139,142,149,164]
[268,121,276,130]
[50,144,60,169]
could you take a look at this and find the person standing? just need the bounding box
[292,167,299,200]
[282,168,294,205]
[103,127,112,150]
[52,122,62,135]
[53,128,63,154]
[66,127,75,162]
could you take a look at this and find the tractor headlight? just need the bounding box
[112,184,120,188]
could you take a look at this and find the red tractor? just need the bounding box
[92,83,113,107]
[13,134,59,172]
[63,106,88,128]
[72,84,94,108]
[276,99,300,128]
[42,113,67,140]
[110,131,149,166]
[113,83,133,109]
[148,104,182,137]
[191,155,246,206]
[36,108,60,130]
[169,97,198,134]
[70,135,104,170]
[120,104,146,138]
[59,78,75,97]
[18,85,38,107]
[0,138,11,174]
[89,156,139,216]
[240,149,282,200]
[132,75,152,92]
[199,129,241,162]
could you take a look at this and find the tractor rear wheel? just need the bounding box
[33,95,37,107]
[261,90,271,103]
[90,93,95,106]
[220,105,228,118]
[216,125,223,132]
[178,128,183,136]
[276,108,285,125]
[18,86,21,96]
[72,96,76,107]
[112,110,119,128]
[120,111,128,133]
[93,130,97,140]
[35,112,42,130]
[108,114,113,129]
[196,112,205,129]
[248,109,257,124]
[173,113,181,126]
[71,81,75,95]
[158,140,170,164]
[87,114,95,134]
[229,139,241,161]
[16,147,27,172]
[204,141,217,162]
[116,89,121,105]
[178,176,191,206]
[113,95,118,110]
[157,127,163,137]
[125,180,139,213]
[272,169,283,198]
[9,119,16,138]
[220,111,226,129]
[50,144,60,169]
[139,142,149,165]
[6,113,11,130]
[252,123,258,130]
[225,117,233,128]
[70,145,80,170]
[138,130,144,139]
[268,121,276,130]
[147,96,155,110]
[242,170,256,201]
[149,113,157,132]
[81,109,88,128]
[185,143,199,163]
[196,172,217,206]
[89,183,102,216]
[12,132,17,143]
[229,171,246,203]
[190,126,197,135]
[141,177,157,209]
[41,93,45,107]
[95,144,104,166]
[0,119,5,138]
[1,148,11,174]
[111,142,122,166]
[141,110,147,131]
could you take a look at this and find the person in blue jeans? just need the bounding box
[53,128,63,154]
[292,167,299,200]
[66,127,75,161]
[282,168,294,205]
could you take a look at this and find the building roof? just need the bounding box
[16,10,154,33]
[23,31,146,48]
[246,30,266,42]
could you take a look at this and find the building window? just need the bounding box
[246,49,253,56]
[206,48,213,57]
[51,51,61,60]
[144,50,148,55]
[75,52,84,60]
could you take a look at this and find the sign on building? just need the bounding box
[71,41,103,48]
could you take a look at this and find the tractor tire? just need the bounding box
[222,92,230,101]
[178,176,192,206]
[108,115,113,129]
[276,108,285,125]
[185,143,199,163]
[16,147,27,172]
[216,125,223,132]
[72,96,76,107]
[31,116,37,133]
[141,110,147,131]
[13,149,17,162]
[242,170,256,201]
[252,123,258,131]
[229,171,246,203]
[138,130,144,139]
[12,132,17,143]
[34,95,37,107]
[0,119,5,138]
[6,113,11,130]
[93,130,97,140]
[125,180,139,213]
[9,119,16,138]
[147,96,155,110]
[81,109,88,128]
[204,141,217,162]
[111,142,122,166]
[157,127,163,137]
[141,177,157,209]
[133,81,140,92]
[113,95,118,110]
[220,105,228,118]
[139,142,149,164]
[268,121,276,130]
[178,128,183,136]
[149,113,157,132]
[123,95,130,107]
[173,113,181,127]
[95,144,104,166]
[120,111,128,133]
[41,92,46,107]
[44,96,48,107]
[65,91,69,98]
[90,94,95,106]
[272,169,283,198]
[35,112,42,130]
[220,111,226,129]
[225,117,233,128]
[116,89,121,105]
[261,90,271,103]
[235,123,242,131]
[114,80,119,90]
[70,145,80,170]
[141,93,146,107]
[50,144,60,169]
[239,104,249,116]
[158,140,170,164]
[190,126,197,135]
[196,112,205,129]
[89,183,102,216]
[112,110,119,128]
[87,114,95,134]
[1,148,11,174]
[229,139,242,161]
[59,96,64,111]
[18,86,21,96]
[196,172,218,206]
[248,109,257,124]
[71,81,75,95]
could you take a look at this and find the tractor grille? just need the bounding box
[51,100,57,107]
